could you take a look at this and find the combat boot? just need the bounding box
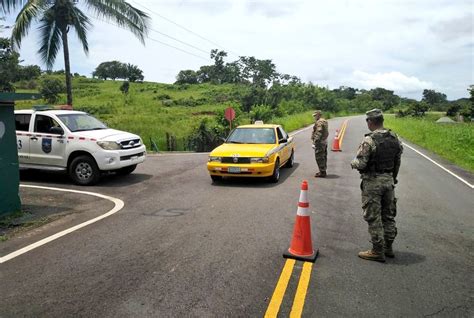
[314,171,327,178]
[358,245,385,262]
[384,240,395,258]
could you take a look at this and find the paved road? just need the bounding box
[1,115,472,317]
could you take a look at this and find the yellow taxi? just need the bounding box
[207,123,295,183]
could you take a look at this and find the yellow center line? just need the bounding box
[265,259,296,318]
[338,120,349,148]
[290,262,314,318]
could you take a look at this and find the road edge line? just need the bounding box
[402,142,473,189]
[0,185,125,264]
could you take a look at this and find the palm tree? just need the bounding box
[3,0,149,106]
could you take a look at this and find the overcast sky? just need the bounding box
[3,0,473,100]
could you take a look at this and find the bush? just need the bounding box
[446,104,460,117]
[40,77,65,103]
[277,100,304,116]
[120,81,130,94]
[250,104,273,123]
[188,119,223,152]
[155,93,172,100]
[161,99,174,107]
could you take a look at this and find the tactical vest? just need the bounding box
[363,131,400,174]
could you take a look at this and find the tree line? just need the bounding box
[92,61,144,82]
[176,49,301,87]
[175,49,473,122]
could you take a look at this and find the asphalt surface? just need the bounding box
[1,115,472,317]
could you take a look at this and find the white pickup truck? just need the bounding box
[14,108,146,185]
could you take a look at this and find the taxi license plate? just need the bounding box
[228,167,241,173]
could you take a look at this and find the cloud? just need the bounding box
[352,70,433,93]
[430,14,473,41]
[245,0,301,18]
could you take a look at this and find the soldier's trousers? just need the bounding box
[360,175,397,247]
[314,143,327,172]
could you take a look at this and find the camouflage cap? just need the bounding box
[312,110,322,117]
[366,108,383,119]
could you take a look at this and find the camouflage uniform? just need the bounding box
[351,110,403,257]
[311,115,329,174]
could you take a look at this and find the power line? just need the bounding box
[130,1,240,57]
[148,26,210,55]
[91,16,211,62]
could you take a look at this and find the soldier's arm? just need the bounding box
[392,140,403,183]
[350,136,373,170]
[313,122,323,143]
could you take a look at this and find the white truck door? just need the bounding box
[15,113,32,163]
[29,114,67,167]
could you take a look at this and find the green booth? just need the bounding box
[0,93,40,216]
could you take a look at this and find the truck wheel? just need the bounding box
[269,159,280,183]
[69,155,100,186]
[116,164,137,176]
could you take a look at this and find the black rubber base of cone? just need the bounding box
[283,248,319,263]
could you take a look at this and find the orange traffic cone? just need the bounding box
[283,180,319,262]
[331,129,341,152]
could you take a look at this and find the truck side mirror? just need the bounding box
[50,126,64,135]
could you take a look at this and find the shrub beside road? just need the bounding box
[385,115,474,172]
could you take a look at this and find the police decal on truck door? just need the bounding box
[42,138,52,153]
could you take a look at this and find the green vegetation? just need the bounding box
[385,115,474,172]
[15,78,365,151]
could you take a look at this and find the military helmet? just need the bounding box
[366,108,383,120]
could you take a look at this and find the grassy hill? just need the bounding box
[15,78,316,151]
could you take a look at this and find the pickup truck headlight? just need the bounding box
[250,157,269,163]
[209,156,222,162]
[97,141,121,150]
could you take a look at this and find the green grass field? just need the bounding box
[15,78,337,150]
[385,115,474,172]
[16,79,246,150]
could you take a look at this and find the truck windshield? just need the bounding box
[57,113,108,132]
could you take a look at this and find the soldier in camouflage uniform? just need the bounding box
[351,109,403,262]
[311,110,329,177]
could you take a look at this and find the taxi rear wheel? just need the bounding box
[270,159,280,183]
[69,155,100,186]
[285,151,294,168]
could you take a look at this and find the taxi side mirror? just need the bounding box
[279,138,287,144]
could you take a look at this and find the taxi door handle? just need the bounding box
[30,136,38,141]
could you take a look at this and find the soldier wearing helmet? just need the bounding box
[351,109,403,262]
[311,110,329,177]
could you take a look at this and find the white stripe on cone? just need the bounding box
[296,188,309,217]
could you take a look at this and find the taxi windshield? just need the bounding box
[57,113,108,132]
[227,128,276,144]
